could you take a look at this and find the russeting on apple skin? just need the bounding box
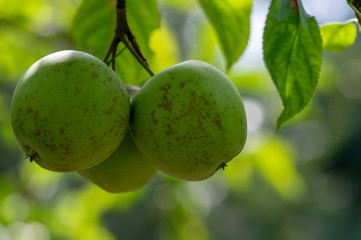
[11,50,130,172]
[130,60,247,181]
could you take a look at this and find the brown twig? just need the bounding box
[111,44,117,70]
[348,0,361,26]
[103,0,154,76]
[106,46,127,65]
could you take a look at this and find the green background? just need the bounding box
[1,0,361,239]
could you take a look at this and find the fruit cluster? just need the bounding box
[10,50,247,193]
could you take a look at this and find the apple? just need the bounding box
[79,86,157,193]
[79,129,157,193]
[130,60,247,181]
[11,50,130,172]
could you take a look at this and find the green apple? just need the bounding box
[79,129,157,193]
[79,86,157,193]
[11,50,130,172]
[130,60,247,181]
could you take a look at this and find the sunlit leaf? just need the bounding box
[72,0,160,84]
[263,0,322,129]
[0,0,43,26]
[321,21,358,52]
[149,22,180,74]
[198,0,252,70]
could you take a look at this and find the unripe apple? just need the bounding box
[11,50,130,172]
[79,129,157,193]
[79,86,157,193]
[130,60,247,181]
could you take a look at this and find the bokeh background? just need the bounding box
[1,0,360,239]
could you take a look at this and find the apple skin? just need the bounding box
[11,50,130,172]
[79,86,157,193]
[79,129,157,193]
[130,60,247,181]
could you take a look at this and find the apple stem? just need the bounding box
[103,0,154,76]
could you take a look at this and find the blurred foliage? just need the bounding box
[1,0,361,239]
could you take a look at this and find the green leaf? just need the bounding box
[198,0,252,70]
[263,0,322,129]
[321,21,357,52]
[72,0,114,59]
[72,0,159,84]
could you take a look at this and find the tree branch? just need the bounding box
[103,0,154,76]
[348,0,361,26]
